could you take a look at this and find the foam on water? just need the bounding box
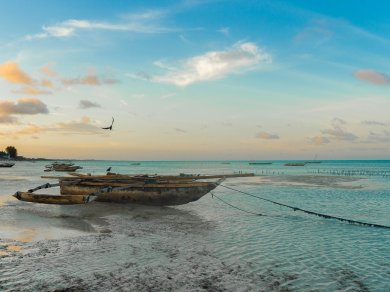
[0,160,389,291]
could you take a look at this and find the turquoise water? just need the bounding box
[0,160,389,291]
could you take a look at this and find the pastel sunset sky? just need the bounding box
[0,0,389,160]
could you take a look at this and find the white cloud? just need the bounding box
[151,42,271,86]
[43,25,75,37]
[25,10,170,40]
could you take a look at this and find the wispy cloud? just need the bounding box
[175,128,187,133]
[361,120,388,126]
[321,118,358,141]
[12,86,52,95]
[0,115,18,124]
[0,124,43,138]
[0,116,105,138]
[79,100,101,109]
[217,27,230,36]
[294,19,333,45]
[25,10,171,40]
[145,42,271,86]
[41,79,54,88]
[40,64,57,77]
[50,116,104,135]
[354,69,390,85]
[367,130,390,142]
[256,131,279,140]
[308,136,330,145]
[61,74,118,86]
[0,61,33,84]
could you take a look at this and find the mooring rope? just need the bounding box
[211,192,264,216]
[218,184,390,229]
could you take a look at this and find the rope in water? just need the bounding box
[211,192,264,216]
[217,184,390,229]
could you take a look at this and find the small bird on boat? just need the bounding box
[102,117,114,130]
[106,167,112,172]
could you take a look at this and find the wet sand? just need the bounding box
[0,203,274,291]
[0,174,378,291]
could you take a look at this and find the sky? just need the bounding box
[0,0,390,160]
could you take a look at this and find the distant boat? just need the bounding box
[0,162,15,167]
[249,162,272,165]
[285,162,306,166]
[221,162,230,164]
[130,162,141,166]
[44,162,82,172]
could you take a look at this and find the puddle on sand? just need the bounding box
[7,245,22,252]
[0,241,22,257]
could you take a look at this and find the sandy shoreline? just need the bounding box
[0,203,281,291]
[0,174,382,291]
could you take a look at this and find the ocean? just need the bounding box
[0,160,389,291]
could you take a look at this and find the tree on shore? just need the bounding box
[5,146,17,159]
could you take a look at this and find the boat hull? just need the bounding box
[0,163,14,167]
[13,192,97,205]
[60,182,217,206]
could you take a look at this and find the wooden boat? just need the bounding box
[60,180,221,205]
[58,173,254,205]
[44,162,83,172]
[14,172,254,205]
[0,162,14,167]
[284,162,306,166]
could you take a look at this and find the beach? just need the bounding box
[1,160,389,291]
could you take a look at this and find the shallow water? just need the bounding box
[0,160,389,291]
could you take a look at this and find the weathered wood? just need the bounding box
[13,192,97,205]
[60,181,218,206]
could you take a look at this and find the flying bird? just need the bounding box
[106,167,112,172]
[102,117,114,130]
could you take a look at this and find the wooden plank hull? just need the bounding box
[13,192,97,205]
[60,182,217,206]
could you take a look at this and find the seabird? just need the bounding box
[106,167,112,172]
[102,117,114,130]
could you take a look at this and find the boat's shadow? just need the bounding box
[6,201,210,238]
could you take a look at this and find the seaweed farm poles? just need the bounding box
[307,168,390,178]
